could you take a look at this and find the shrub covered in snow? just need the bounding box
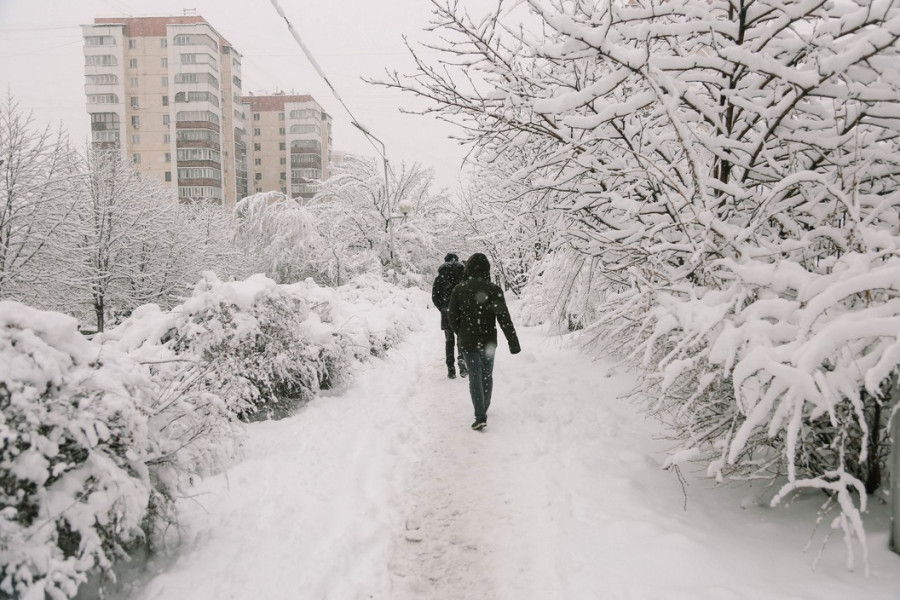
[1,272,423,598]
[0,302,158,599]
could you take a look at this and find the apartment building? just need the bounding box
[242,94,333,201]
[82,16,249,207]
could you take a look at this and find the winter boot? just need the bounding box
[471,421,486,430]
[458,360,468,378]
[448,366,456,379]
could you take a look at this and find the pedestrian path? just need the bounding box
[129,311,899,600]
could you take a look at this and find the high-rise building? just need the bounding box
[82,16,248,207]
[242,94,332,201]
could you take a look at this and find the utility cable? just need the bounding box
[266,0,391,169]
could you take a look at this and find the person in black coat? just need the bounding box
[431,253,467,379]
[448,252,520,430]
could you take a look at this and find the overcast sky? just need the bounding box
[0,0,475,190]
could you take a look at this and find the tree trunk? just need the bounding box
[891,377,900,555]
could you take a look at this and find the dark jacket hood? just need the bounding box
[438,261,461,277]
[465,253,491,279]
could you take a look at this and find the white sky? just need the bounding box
[0,0,474,190]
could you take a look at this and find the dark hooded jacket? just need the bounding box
[448,253,520,354]
[432,257,465,330]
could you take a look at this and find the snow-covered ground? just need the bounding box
[128,295,899,600]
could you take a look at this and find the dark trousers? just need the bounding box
[444,329,466,373]
[462,349,494,423]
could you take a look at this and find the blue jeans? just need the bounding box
[462,348,494,422]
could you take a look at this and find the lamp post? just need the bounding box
[350,120,396,263]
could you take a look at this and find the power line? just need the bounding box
[265,0,390,166]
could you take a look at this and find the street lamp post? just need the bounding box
[350,121,396,263]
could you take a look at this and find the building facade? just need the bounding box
[242,94,333,201]
[82,16,248,207]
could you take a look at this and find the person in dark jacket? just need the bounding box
[431,253,467,379]
[448,252,521,430]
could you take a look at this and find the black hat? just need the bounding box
[444,253,459,263]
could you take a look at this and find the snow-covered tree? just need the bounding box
[310,154,456,285]
[233,191,318,284]
[58,148,181,332]
[0,93,78,301]
[384,0,900,562]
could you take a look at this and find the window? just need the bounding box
[173,34,218,51]
[292,168,321,179]
[163,114,170,125]
[180,53,216,69]
[131,134,140,144]
[90,112,119,130]
[291,139,321,151]
[279,142,285,150]
[160,38,168,48]
[175,72,220,88]
[129,58,137,68]
[162,76,168,87]
[254,143,260,151]
[91,130,119,144]
[279,127,285,135]
[254,173,262,181]
[165,171,171,181]
[162,96,169,106]
[131,115,141,128]
[254,158,261,166]
[279,172,286,180]
[164,152,171,163]
[85,55,117,66]
[87,93,118,104]
[163,134,170,143]
[128,39,137,49]
[130,96,139,108]
[85,74,118,85]
[279,157,286,165]
[278,112,284,121]
[178,167,222,180]
[253,128,260,136]
[130,77,138,88]
[161,57,168,67]
[177,129,220,144]
[290,124,321,135]
[132,153,141,164]
[289,109,318,119]
[176,111,220,125]
[292,183,320,195]
[253,113,260,121]
[85,35,116,46]
[177,148,221,162]
[178,186,223,200]
[174,91,219,106]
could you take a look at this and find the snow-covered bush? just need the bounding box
[0,302,157,599]
[102,272,423,422]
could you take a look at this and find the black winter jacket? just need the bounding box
[432,261,465,330]
[448,275,520,354]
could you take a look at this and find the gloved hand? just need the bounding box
[509,341,521,355]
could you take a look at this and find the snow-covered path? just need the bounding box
[132,300,899,600]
